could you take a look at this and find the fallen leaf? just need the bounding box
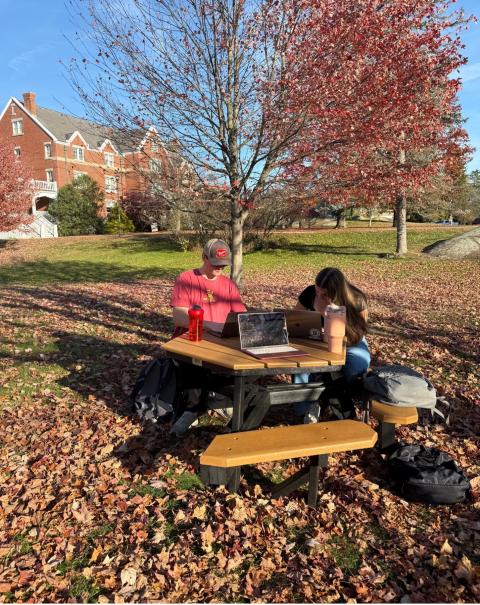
[192,504,206,520]
[201,525,215,553]
[440,539,453,555]
[120,567,137,587]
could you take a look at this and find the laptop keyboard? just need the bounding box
[245,345,299,355]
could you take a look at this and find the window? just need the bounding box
[14,147,21,157]
[44,143,52,159]
[105,175,117,193]
[73,146,84,161]
[104,152,114,167]
[151,141,158,152]
[12,119,23,136]
[45,169,54,183]
[149,158,161,172]
[10,104,16,115]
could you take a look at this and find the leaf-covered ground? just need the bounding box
[0,232,479,603]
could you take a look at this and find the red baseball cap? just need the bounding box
[203,239,232,266]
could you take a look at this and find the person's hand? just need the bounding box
[204,321,224,335]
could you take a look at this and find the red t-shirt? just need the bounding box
[170,269,246,336]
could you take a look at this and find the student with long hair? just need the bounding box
[296,267,370,380]
[294,267,371,421]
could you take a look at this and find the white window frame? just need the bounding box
[12,119,23,136]
[44,143,52,159]
[45,169,54,183]
[105,175,117,193]
[104,152,114,167]
[149,158,161,172]
[151,141,158,152]
[72,146,85,161]
[14,147,21,157]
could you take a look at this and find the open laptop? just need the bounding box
[209,308,266,338]
[283,310,324,340]
[238,312,310,360]
[209,311,241,338]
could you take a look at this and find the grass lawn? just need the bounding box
[0,226,479,603]
[0,225,473,286]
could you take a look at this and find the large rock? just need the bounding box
[423,227,480,259]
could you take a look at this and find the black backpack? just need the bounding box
[130,358,181,424]
[388,444,470,504]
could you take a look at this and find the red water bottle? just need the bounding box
[188,305,204,341]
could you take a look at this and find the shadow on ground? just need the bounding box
[0,260,182,286]
[247,242,384,257]
[0,284,174,340]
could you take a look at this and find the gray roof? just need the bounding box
[35,106,141,153]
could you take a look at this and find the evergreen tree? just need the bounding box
[104,205,135,234]
[49,175,104,236]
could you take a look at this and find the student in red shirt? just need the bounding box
[169,239,246,435]
[171,238,246,336]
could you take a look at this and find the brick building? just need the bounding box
[0,92,188,232]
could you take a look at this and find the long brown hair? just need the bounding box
[315,267,367,346]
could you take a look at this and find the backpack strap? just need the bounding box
[433,396,450,424]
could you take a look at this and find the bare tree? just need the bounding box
[66,0,305,285]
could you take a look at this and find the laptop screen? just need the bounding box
[238,312,289,349]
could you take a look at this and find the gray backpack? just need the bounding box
[362,364,448,420]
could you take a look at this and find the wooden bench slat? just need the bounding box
[370,400,418,424]
[200,419,377,467]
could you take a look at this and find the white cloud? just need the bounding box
[457,62,480,83]
[8,44,51,73]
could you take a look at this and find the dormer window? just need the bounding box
[73,146,84,161]
[104,152,114,167]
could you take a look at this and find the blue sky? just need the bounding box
[1,0,479,171]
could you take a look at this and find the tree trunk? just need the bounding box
[392,208,397,228]
[230,212,244,288]
[396,133,406,252]
[169,208,181,232]
[335,208,346,229]
[395,194,408,255]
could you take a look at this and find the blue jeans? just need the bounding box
[293,337,371,415]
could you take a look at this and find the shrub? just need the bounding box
[104,205,135,234]
[49,175,104,236]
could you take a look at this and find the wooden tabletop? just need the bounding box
[161,334,346,371]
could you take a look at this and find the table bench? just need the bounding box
[369,400,418,450]
[200,419,378,507]
[163,334,346,491]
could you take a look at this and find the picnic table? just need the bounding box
[162,333,346,489]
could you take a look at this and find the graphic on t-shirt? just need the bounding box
[203,290,215,303]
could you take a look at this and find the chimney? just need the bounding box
[23,92,37,116]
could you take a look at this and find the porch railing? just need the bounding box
[32,180,58,193]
